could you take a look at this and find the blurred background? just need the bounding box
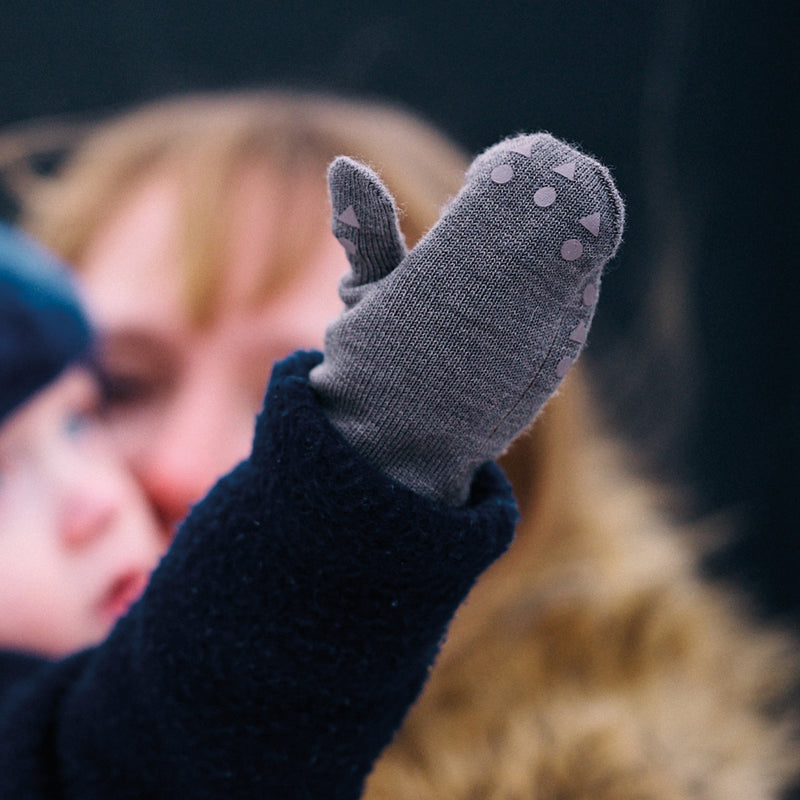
[1,0,796,621]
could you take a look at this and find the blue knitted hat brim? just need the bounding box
[0,222,93,425]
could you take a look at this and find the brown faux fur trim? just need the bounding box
[365,373,799,799]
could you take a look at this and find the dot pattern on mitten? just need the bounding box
[311,133,625,505]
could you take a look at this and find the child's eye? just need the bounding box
[64,411,92,438]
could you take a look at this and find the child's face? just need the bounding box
[0,367,164,658]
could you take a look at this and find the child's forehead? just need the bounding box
[0,368,96,448]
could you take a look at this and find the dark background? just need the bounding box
[2,0,797,620]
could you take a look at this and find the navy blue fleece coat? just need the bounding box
[0,351,517,799]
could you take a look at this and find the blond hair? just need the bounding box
[3,90,797,797]
[6,90,468,323]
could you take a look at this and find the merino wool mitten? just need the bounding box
[310,133,625,505]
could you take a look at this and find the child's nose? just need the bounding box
[59,492,117,549]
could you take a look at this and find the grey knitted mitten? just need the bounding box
[310,133,625,505]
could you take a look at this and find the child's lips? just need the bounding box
[97,569,149,624]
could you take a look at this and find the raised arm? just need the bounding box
[0,132,623,799]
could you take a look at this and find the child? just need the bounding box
[0,133,624,798]
[0,222,164,658]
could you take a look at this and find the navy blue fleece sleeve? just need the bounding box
[0,351,517,799]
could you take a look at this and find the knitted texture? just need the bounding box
[311,133,625,505]
[0,222,92,424]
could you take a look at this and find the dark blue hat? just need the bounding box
[0,221,93,425]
